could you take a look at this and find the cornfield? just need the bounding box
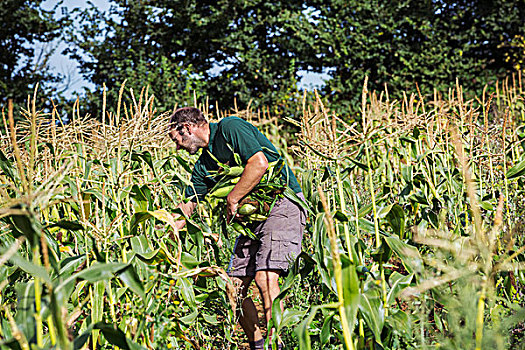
[1,75,524,349]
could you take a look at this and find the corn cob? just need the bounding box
[247,213,268,222]
[238,203,258,215]
[220,166,244,177]
[209,185,235,198]
[204,152,287,240]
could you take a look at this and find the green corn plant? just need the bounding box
[0,88,242,350]
[2,75,525,349]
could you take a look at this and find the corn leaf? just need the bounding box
[359,287,384,346]
[0,149,17,183]
[506,158,525,180]
[340,254,360,341]
[383,235,422,274]
[295,303,340,350]
[9,252,51,284]
[385,204,406,238]
[117,264,145,299]
[14,282,35,342]
[387,272,414,305]
[46,220,84,231]
[74,322,147,350]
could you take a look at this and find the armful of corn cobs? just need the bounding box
[205,158,286,240]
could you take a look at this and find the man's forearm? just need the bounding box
[227,152,269,204]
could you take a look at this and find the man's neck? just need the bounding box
[200,123,211,148]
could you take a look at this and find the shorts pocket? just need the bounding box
[271,230,300,262]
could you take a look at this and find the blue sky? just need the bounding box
[41,0,110,98]
[41,0,329,98]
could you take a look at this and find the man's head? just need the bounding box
[168,107,209,155]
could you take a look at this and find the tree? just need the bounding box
[0,0,65,112]
[308,0,525,117]
[66,0,318,117]
[69,0,525,120]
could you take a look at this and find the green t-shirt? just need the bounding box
[185,116,302,201]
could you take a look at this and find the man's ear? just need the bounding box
[186,123,197,135]
[180,123,190,135]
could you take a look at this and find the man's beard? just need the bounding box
[183,134,202,155]
[187,146,199,155]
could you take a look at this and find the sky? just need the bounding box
[41,0,329,99]
[41,0,111,98]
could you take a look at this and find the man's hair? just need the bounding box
[169,107,207,130]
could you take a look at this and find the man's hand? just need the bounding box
[226,195,239,222]
[173,200,197,229]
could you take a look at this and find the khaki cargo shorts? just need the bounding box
[227,193,307,277]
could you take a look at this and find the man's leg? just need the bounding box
[233,276,263,342]
[254,270,283,340]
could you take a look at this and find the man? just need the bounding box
[169,107,306,350]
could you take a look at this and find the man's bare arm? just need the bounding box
[226,151,269,219]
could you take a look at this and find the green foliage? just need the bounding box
[66,0,316,116]
[4,0,525,123]
[0,91,237,349]
[1,80,525,349]
[283,83,525,349]
[0,0,65,111]
[308,0,525,116]
[64,0,525,119]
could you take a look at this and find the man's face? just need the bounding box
[169,125,201,155]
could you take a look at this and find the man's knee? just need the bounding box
[254,269,281,292]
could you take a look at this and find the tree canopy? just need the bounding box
[310,0,525,115]
[66,0,318,116]
[2,0,524,118]
[0,0,65,109]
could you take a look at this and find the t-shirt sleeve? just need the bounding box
[220,118,264,163]
[184,160,208,202]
